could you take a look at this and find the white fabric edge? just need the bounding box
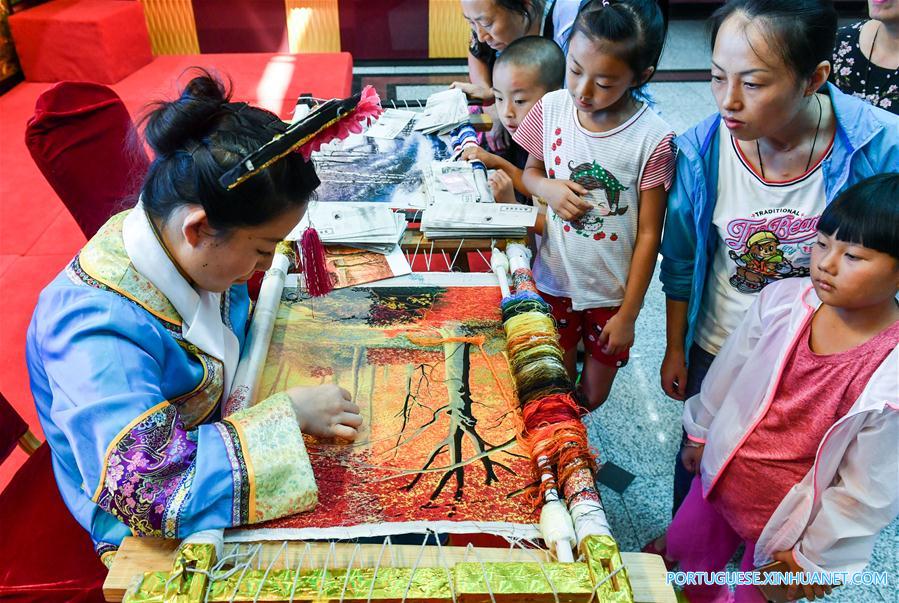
[286,271,500,289]
[225,521,540,544]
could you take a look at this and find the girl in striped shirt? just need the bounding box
[513,0,675,410]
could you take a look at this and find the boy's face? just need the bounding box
[810,232,899,310]
[492,62,549,135]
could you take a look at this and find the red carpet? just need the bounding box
[0,51,353,489]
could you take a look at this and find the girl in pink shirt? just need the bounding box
[666,174,899,603]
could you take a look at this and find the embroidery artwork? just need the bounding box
[241,276,539,540]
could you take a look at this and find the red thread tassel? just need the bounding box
[300,227,333,297]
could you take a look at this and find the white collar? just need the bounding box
[122,201,239,395]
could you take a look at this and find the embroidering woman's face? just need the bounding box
[710,14,812,142]
[177,205,304,293]
[461,0,532,51]
[869,0,899,23]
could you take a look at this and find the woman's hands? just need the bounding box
[771,549,832,601]
[287,384,363,441]
[449,81,494,104]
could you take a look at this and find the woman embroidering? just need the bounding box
[25,73,368,564]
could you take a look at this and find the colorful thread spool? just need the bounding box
[498,245,612,547]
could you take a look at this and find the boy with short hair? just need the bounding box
[459,35,565,203]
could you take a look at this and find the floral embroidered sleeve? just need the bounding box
[31,291,317,541]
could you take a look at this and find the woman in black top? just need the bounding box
[831,1,899,115]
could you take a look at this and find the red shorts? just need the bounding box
[540,291,630,368]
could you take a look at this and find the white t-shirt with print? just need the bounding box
[513,89,675,310]
[694,124,832,354]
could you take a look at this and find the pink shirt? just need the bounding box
[710,318,899,541]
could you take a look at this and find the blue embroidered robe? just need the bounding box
[25,211,317,562]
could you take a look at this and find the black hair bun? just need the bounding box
[143,70,232,157]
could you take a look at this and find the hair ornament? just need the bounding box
[219,85,382,190]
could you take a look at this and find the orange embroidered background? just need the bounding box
[250,282,538,536]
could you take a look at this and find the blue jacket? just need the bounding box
[659,83,899,351]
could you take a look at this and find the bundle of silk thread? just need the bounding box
[499,248,610,546]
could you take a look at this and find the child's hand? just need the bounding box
[661,346,688,400]
[598,313,634,356]
[539,179,591,220]
[488,170,517,204]
[772,549,833,601]
[287,384,363,441]
[449,81,494,104]
[461,145,499,169]
[680,442,704,474]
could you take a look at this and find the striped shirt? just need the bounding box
[513,89,675,309]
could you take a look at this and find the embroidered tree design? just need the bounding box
[367,287,525,504]
[399,322,521,503]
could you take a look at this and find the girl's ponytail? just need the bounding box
[571,0,667,87]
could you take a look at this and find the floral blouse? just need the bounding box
[831,21,898,115]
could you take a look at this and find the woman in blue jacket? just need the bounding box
[651,0,898,558]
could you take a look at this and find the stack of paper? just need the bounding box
[365,109,417,140]
[413,89,470,136]
[421,202,537,239]
[423,161,494,205]
[290,203,407,254]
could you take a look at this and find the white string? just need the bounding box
[476,248,491,270]
[449,238,465,272]
[288,542,312,603]
[366,537,392,603]
[424,240,435,271]
[433,532,457,603]
[338,543,362,603]
[318,541,336,596]
[204,544,243,603]
[410,232,423,269]
[508,542,561,603]
[466,543,497,603]
[401,535,431,603]
[587,565,625,603]
[228,543,261,603]
[441,250,450,272]
[252,541,287,603]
